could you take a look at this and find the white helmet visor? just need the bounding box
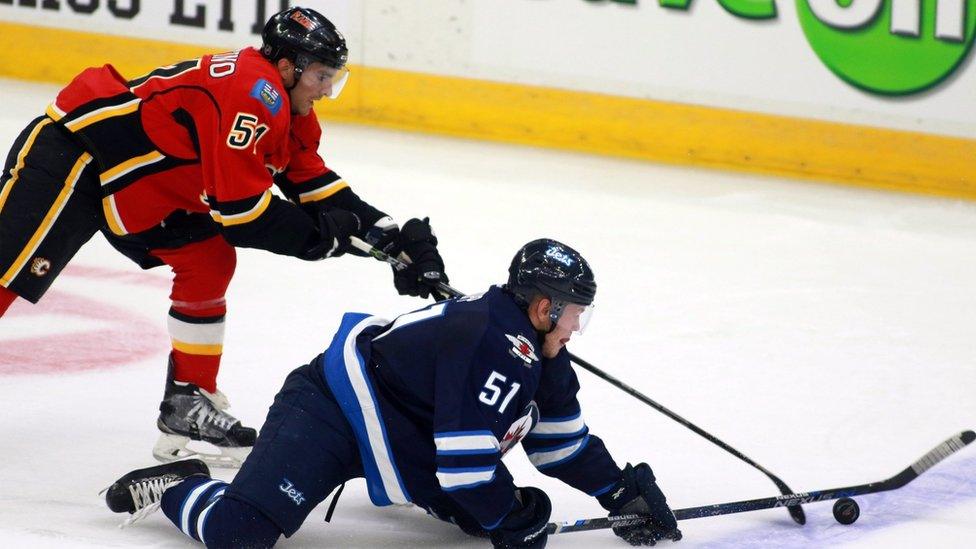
[552,301,595,334]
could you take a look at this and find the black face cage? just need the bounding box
[508,279,591,331]
[548,299,568,327]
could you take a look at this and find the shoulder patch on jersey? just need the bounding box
[250,78,283,115]
[505,334,538,366]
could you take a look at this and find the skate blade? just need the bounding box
[153,433,251,469]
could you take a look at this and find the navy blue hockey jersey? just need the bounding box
[316,286,622,530]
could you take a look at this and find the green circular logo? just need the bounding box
[796,0,976,95]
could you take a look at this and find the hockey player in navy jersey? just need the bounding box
[104,239,681,548]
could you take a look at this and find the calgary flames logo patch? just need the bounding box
[505,334,538,366]
[30,257,51,277]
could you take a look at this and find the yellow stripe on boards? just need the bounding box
[0,21,213,85]
[0,152,92,285]
[0,118,51,215]
[319,66,976,200]
[2,21,974,200]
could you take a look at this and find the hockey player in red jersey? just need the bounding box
[0,7,449,467]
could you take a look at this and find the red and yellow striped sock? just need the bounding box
[167,303,225,393]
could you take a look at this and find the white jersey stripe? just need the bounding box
[527,436,589,469]
[373,303,447,342]
[343,316,410,504]
[195,487,226,543]
[180,480,220,538]
[167,315,226,345]
[529,413,585,436]
[436,467,496,490]
[434,433,500,454]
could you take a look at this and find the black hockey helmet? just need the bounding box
[261,7,349,75]
[505,239,596,331]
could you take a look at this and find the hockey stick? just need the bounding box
[349,236,805,524]
[547,430,974,535]
[566,352,806,525]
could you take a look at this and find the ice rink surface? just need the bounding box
[1,77,975,548]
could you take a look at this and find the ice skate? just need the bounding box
[153,364,257,468]
[103,459,210,526]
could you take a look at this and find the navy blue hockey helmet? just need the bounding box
[506,239,596,332]
[262,7,349,91]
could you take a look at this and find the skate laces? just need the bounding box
[110,475,180,527]
[200,387,230,410]
[189,398,236,431]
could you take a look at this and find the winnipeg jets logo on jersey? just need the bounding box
[545,246,574,267]
[505,334,538,365]
[279,478,306,506]
[500,401,539,455]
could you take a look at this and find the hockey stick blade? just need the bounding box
[350,236,806,524]
[547,430,974,535]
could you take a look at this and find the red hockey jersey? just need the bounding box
[45,47,349,244]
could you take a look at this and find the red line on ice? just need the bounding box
[1,268,167,374]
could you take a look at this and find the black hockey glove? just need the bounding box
[300,208,360,260]
[362,216,400,255]
[489,487,551,549]
[391,217,450,300]
[598,463,681,546]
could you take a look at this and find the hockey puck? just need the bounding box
[832,497,860,525]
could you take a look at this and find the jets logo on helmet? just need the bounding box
[545,246,574,267]
[505,238,597,333]
[506,238,596,307]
